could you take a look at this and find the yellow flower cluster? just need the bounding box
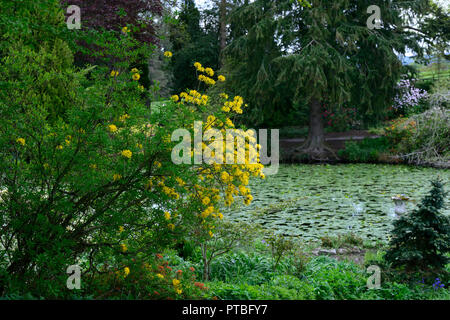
[121,150,132,159]
[122,26,130,34]
[108,124,118,133]
[216,149,262,207]
[164,51,173,58]
[16,138,26,146]
[120,243,128,252]
[110,70,119,77]
[222,96,244,114]
[204,68,214,77]
[134,63,264,242]
[132,73,140,81]
[194,62,226,86]
[201,206,215,218]
[198,74,216,86]
[194,62,203,71]
[171,275,182,294]
[150,177,180,201]
[179,90,208,106]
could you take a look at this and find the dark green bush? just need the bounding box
[303,256,367,300]
[209,252,273,285]
[338,137,391,163]
[208,275,316,300]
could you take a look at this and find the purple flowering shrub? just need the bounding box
[393,79,428,113]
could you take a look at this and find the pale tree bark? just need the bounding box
[219,0,227,67]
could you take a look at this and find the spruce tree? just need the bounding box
[385,180,450,273]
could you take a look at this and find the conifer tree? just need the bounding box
[226,0,432,160]
[385,180,450,273]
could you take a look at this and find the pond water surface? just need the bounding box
[224,164,450,244]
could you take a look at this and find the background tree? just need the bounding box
[169,0,220,93]
[224,0,289,127]
[225,0,432,160]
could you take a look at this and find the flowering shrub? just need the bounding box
[383,116,417,147]
[393,79,428,114]
[0,0,263,297]
[87,254,208,299]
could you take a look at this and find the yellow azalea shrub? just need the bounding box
[88,254,208,300]
[0,6,263,296]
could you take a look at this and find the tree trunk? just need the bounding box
[295,97,337,161]
[219,0,227,67]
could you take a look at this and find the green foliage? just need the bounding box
[0,0,263,298]
[226,0,432,128]
[279,126,309,139]
[266,234,294,273]
[320,233,364,249]
[206,248,450,300]
[338,137,391,163]
[196,220,260,281]
[83,253,207,300]
[379,108,450,165]
[303,256,367,300]
[208,275,316,300]
[169,0,220,94]
[385,180,450,273]
[170,34,220,94]
[364,250,386,267]
[209,251,273,285]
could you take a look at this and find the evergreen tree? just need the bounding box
[385,180,450,273]
[169,0,220,93]
[225,0,287,126]
[226,0,432,160]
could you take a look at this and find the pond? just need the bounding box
[224,164,450,244]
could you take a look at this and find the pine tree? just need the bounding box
[385,180,450,273]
